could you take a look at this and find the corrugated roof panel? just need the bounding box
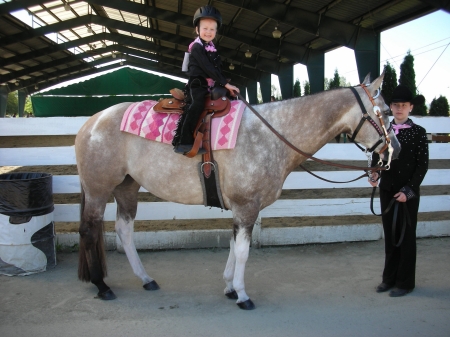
[120,10,143,25]
[290,0,330,12]
[155,21,178,34]
[155,0,180,13]
[103,8,123,21]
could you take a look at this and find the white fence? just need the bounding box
[1,116,449,250]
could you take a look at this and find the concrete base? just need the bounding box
[55,221,450,251]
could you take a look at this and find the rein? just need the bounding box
[235,88,391,176]
[370,187,410,247]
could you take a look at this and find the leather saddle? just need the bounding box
[154,87,233,176]
[153,87,230,115]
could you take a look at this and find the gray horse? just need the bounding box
[75,73,400,309]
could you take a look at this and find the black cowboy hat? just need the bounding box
[193,5,222,28]
[391,85,425,105]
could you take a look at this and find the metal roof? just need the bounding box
[0,0,448,94]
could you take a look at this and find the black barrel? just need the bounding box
[0,173,56,275]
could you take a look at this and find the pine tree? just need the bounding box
[328,69,340,90]
[429,96,449,117]
[303,81,310,96]
[398,51,427,115]
[412,100,428,116]
[381,62,397,104]
[293,78,302,97]
[399,51,416,95]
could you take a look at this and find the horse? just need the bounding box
[75,73,400,310]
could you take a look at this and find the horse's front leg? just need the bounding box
[223,217,256,310]
[223,238,237,299]
[233,226,255,309]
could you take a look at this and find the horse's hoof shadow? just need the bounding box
[143,280,160,291]
[237,299,255,310]
[97,289,117,300]
[225,290,238,299]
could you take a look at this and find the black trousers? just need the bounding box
[176,77,208,145]
[380,188,419,290]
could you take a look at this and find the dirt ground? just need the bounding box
[1,238,449,337]
[1,135,449,233]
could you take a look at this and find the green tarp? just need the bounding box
[31,67,186,117]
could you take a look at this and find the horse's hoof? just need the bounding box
[225,290,238,299]
[143,280,160,291]
[97,289,116,300]
[237,299,255,310]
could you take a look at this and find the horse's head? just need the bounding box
[347,72,401,167]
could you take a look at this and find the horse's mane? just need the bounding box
[257,85,362,106]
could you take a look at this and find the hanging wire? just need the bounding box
[417,42,449,89]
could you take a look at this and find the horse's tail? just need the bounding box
[78,184,107,282]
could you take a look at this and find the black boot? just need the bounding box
[173,77,208,155]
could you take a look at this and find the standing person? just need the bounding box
[369,85,428,297]
[173,5,240,155]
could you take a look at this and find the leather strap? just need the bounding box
[201,114,213,178]
[370,187,410,247]
[299,164,368,184]
[184,131,203,158]
[236,92,387,172]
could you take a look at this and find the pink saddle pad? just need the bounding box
[120,100,245,150]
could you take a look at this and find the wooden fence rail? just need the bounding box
[1,116,449,250]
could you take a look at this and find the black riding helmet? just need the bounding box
[193,5,222,28]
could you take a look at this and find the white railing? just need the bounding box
[1,116,449,249]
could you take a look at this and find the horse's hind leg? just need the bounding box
[78,189,115,300]
[113,175,159,291]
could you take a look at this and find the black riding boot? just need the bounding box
[173,77,208,154]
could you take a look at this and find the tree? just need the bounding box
[293,78,301,97]
[429,96,449,117]
[24,96,33,114]
[381,61,397,104]
[303,81,310,96]
[339,76,351,87]
[399,51,416,95]
[399,51,427,115]
[271,84,282,101]
[6,92,18,116]
[328,69,341,90]
[412,99,428,116]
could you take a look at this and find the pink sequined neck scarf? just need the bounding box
[392,123,411,135]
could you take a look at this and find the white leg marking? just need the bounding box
[233,229,250,303]
[115,217,153,285]
[223,238,236,294]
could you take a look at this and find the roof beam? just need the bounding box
[2,30,264,83]
[0,15,275,79]
[214,0,361,48]
[0,1,310,64]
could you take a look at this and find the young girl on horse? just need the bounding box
[173,5,240,155]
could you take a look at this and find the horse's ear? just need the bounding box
[362,73,371,85]
[369,71,385,94]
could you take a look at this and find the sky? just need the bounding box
[291,10,450,104]
[32,9,450,104]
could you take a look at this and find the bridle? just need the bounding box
[235,84,393,179]
[348,84,394,170]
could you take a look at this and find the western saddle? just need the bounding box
[153,88,232,178]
